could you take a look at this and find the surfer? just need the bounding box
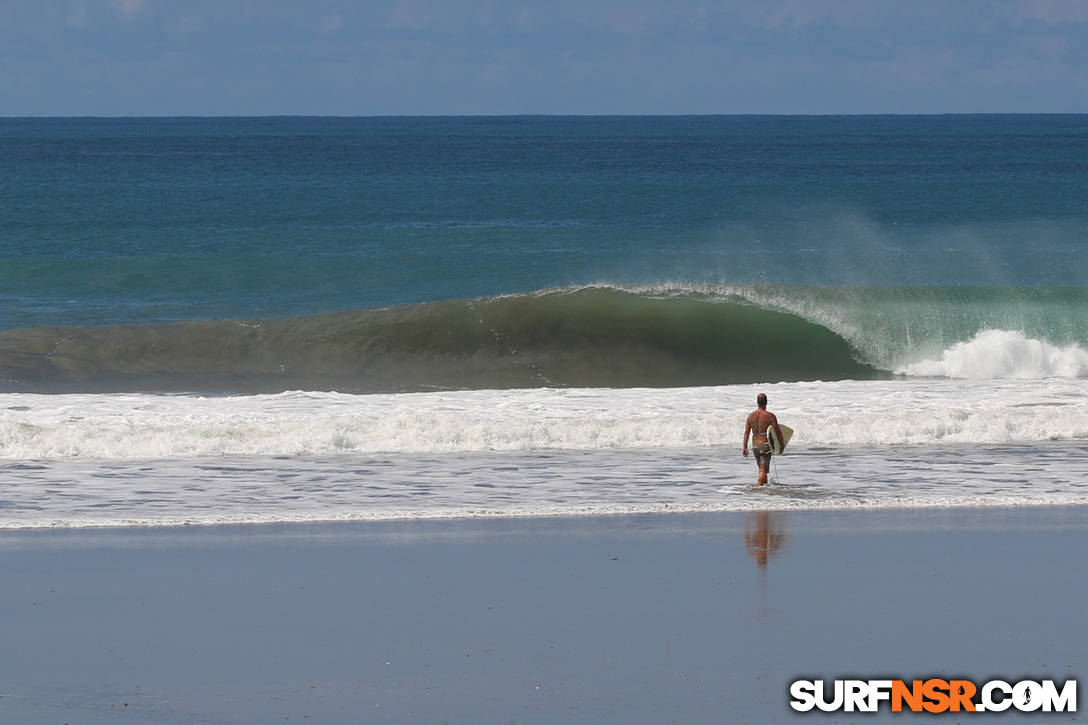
[742,393,784,486]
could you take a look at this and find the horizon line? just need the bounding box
[3,111,1087,120]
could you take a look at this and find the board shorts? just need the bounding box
[752,442,773,470]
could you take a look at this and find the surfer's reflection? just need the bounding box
[744,511,790,569]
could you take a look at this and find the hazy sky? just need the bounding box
[2,0,1087,116]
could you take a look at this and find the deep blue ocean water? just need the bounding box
[3,115,1086,328]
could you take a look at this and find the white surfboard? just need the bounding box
[767,423,794,454]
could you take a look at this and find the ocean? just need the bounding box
[1,115,1086,528]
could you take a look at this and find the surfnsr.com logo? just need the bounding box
[789,678,1077,713]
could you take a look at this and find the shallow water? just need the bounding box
[2,440,1085,529]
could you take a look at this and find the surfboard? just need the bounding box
[767,423,794,454]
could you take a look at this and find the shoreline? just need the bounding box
[1,497,1088,534]
[2,505,1085,723]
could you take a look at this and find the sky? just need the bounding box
[1,0,1087,116]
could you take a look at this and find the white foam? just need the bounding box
[3,442,1087,530]
[6,495,1087,530]
[2,378,1086,459]
[896,329,1088,379]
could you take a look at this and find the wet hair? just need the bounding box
[757,393,767,407]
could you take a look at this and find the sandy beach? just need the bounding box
[1,505,1084,724]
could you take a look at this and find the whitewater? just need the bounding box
[2,377,1086,528]
[3,378,1086,459]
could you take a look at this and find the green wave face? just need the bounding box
[690,284,1088,371]
[1,284,1084,393]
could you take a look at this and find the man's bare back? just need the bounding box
[747,409,778,447]
[742,393,783,486]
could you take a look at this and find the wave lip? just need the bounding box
[897,329,1088,379]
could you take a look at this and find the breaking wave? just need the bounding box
[0,284,1084,393]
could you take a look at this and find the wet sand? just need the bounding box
[1,506,1085,723]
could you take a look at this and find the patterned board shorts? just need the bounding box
[752,442,773,470]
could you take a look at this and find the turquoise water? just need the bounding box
[2,115,1087,392]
